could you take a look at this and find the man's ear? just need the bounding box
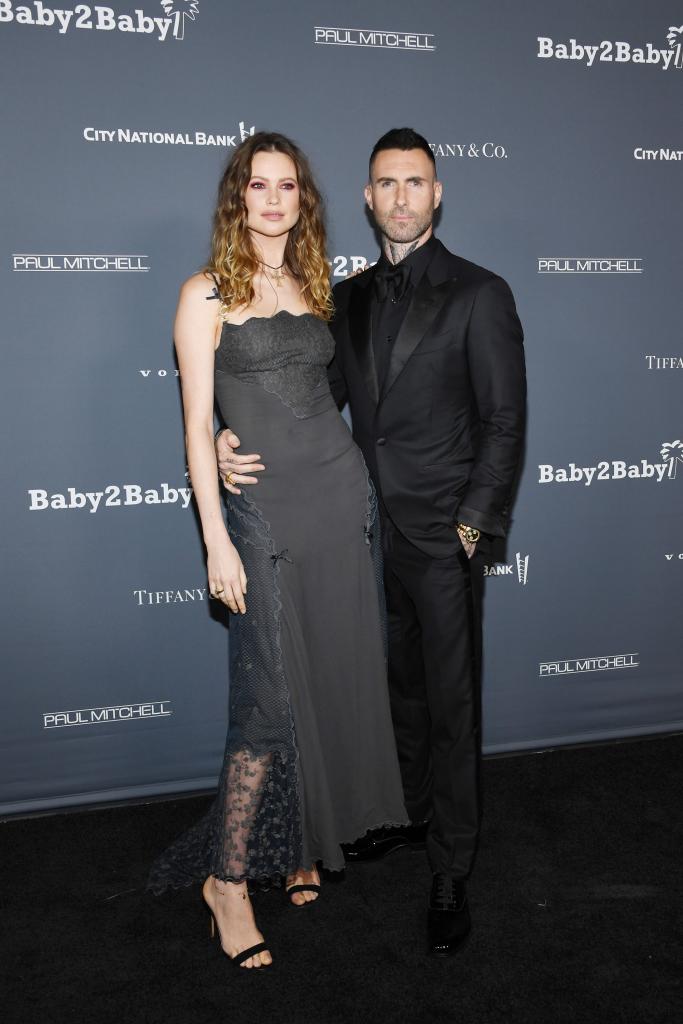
[364,183,373,210]
[434,180,443,210]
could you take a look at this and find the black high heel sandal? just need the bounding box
[203,878,271,969]
[209,913,271,969]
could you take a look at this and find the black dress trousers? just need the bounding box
[381,514,484,879]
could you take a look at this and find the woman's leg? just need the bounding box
[202,876,272,968]
[204,749,273,966]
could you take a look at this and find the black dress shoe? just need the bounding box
[427,874,471,957]
[342,820,429,862]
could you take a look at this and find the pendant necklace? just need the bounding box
[259,260,286,287]
[261,264,280,316]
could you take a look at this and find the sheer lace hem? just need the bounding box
[147,746,301,895]
[147,807,412,895]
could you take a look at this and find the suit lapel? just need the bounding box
[348,273,379,405]
[380,274,455,401]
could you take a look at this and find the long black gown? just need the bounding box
[148,308,407,891]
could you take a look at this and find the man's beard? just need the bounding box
[376,208,434,244]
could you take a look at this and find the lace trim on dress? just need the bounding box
[214,311,335,420]
[239,365,328,420]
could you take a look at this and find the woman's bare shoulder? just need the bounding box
[179,271,218,302]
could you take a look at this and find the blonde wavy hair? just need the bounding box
[206,132,333,321]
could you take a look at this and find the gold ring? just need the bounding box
[214,587,224,595]
[225,472,235,486]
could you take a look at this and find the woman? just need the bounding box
[148,133,407,969]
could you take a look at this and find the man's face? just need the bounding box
[365,148,442,244]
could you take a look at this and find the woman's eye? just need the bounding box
[250,181,265,189]
[281,182,296,190]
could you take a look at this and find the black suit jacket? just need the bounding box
[328,239,526,558]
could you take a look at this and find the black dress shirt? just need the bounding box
[371,235,438,392]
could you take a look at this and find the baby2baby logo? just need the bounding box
[0,0,199,41]
[537,25,683,70]
[539,441,683,486]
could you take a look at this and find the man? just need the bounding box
[217,128,526,956]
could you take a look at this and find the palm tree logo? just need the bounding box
[661,440,683,478]
[160,0,200,41]
[666,26,683,69]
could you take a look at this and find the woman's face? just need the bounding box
[244,150,300,239]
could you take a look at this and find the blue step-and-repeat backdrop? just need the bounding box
[1,1,681,814]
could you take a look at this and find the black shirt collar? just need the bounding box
[375,233,438,290]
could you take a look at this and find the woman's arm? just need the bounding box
[174,273,247,614]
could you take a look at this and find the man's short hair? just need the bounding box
[369,128,436,178]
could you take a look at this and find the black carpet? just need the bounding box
[2,735,682,1024]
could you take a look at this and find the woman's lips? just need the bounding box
[262,212,285,220]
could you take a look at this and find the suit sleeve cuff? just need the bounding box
[456,504,506,538]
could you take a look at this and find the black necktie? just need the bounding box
[374,262,411,303]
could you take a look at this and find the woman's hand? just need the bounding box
[207,536,247,614]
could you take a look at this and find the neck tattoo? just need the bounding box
[385,240,419,265]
